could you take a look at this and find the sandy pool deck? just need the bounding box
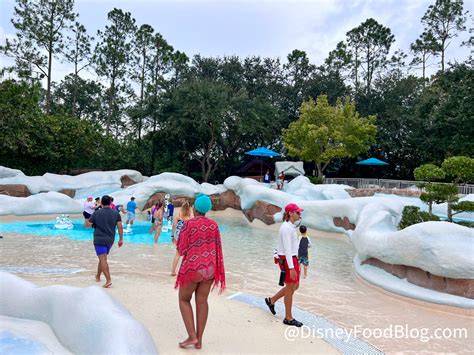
[17,271,337,354]
[1,210,339,354]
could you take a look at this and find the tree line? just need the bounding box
[0,0,472,182]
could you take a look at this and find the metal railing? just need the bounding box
[323,178,474,195]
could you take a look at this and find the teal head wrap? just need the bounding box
[194,193,212,214]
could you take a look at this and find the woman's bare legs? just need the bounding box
[171,251,180,276]
[178,282,199,347]
[153,225,161,243]
[194,279,213,349]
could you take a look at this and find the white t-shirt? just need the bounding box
[277,221,299,269]
[83,201,96,215]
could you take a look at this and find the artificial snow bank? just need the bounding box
[0,166,143,195]
[347,202,474,307]
[0,192,82,215]
[354,256,474,309]
[224,175,401,232]
[0,166,24,179]
[350,203,474,279]
[0,272,158,354]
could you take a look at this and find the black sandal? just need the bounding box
[283,318,303,327]
[265,297,276,315]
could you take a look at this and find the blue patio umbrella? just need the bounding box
[356,158,389,166]
[245,147,281,178]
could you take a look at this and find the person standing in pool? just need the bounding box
[85,195,123,288]
[126,197,137,227]
[175,193,225,349]
[298,225,312,278]
[170,200,194,276]
[265,203,304,327]
[83,196,96,226]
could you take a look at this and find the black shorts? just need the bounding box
[83,211,92,219]
[151,217,155,224]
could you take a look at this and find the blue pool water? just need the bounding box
[0,219,176,244]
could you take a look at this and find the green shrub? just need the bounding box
[398,206,440,229]
[309,176,324,184]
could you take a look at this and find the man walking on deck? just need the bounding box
[85,195,123,288]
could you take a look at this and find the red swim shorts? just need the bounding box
[278,255,300,284]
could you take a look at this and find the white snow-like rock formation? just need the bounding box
[111,172,203,209]
[0,167,143,195]
[0,272,158,354]
[0,166,24,179]
[354,256,474,309]
[286,176,352,200]
[349,203,474,279]
[0,192,82,215]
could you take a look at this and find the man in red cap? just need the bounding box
[265,203,304,327]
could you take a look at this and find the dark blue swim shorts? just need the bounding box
[95,244,113,256]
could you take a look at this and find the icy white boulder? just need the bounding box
[0,272,158,354]
[354,256,474,309]
[0,192,82,216]
[112,172,203,209]
[200,182,227,195]
[0,169,143,195]
[350,202,474,279]
[286,176,352,200]
[0,166,24,179]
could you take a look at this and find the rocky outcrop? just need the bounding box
[212,190,241,211]
[347,188,422,198]
[120,175,138,188]
[333,216,356,230]
[243,200,282,225]
[362,257,473,299]
[143,190,280,225]
[143,190,241,211]
[59,189,75,198]
[0,184,32,197]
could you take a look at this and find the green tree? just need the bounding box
[160,79,232,182]
[415,63,473,163]
[369,73,425,178]
[414,163,446,213]
[410,31,440,82]
[283,50,316,121]
[63,20,94,116]
[421,0,468,73]
[1,0,76,112]
[341,18,395,94]
[131,24,155,141]
[51,75,106,122]
[283,95,377,177]
[0,79,43,172]
[93,8,137,135]
[441,156,474,183]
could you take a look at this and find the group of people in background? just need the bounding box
[83,190,310,348]
[262,169,286,190]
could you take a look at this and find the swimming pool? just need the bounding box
[0,219,177,244]
[1,214,472,353]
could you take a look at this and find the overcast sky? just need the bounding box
[1,0,472,82]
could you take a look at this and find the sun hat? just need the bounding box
[194,193,212,213]
[285,203,304,213]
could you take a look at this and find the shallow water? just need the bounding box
[1,215,472,353]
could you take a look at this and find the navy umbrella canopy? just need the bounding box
[245,147,281,178]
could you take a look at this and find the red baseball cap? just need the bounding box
[285,203,304,213]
